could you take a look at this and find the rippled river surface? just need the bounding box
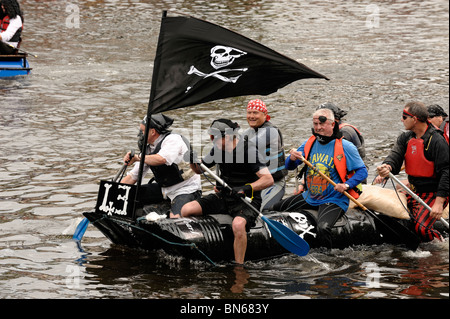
[1,0,448,302]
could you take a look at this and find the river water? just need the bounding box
[1,0,448,302]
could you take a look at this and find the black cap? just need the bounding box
[316,102,347,120]
[427,104,448,118]
[141,114,174,134]
[208,119,240,137]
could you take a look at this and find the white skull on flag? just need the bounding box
[186,45,248,92]
[210,45,247,70]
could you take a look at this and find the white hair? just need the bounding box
[313,108,335,122]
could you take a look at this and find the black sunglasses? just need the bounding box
[402,109,416,120]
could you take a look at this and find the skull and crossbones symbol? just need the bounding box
[186,45,248,92]
[289,212,316,238]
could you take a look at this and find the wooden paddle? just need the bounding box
[199,163,310,257]
[299,155,420,250]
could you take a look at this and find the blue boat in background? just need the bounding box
[0,53,31,78]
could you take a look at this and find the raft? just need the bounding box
[0,53,31,78]
[82,180,448,263]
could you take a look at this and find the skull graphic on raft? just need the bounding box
[289,212,317,238]
[210,45,247,70]
[289,212,309,228]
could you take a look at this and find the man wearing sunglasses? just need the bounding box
[270,108,367,248]
[377,102,449,242]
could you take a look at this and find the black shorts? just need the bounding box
[170,190,202,216]
[196,193,259,231]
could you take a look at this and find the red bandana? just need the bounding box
[247,99,271,121]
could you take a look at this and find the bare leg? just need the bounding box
[232,216,248,264]
[180,200,203,217]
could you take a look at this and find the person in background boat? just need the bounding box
[0,0,23,55]
[427,104,449,144]
[181,119,274,265]
[242,99,287,211]
[121,114,202,218]
[270,108,368,248]
[294,102,367,195]
[377,102,449,242]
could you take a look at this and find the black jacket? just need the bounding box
[383,124,449,198]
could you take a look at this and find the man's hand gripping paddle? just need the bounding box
[199,163,310,257]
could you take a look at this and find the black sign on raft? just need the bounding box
[95,181,137,219]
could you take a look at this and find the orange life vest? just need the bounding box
[303,136,361,199]
[404,137,436,178]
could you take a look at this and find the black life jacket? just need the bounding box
[148,133,189,188]
[244,121,287,181]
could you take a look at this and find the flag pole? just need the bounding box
[132,10,168,219]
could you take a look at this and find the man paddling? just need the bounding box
[181,119,274,265]
[270,108,368,248]
[295,102,367,194]
[242,99,287,210]
[377,102,449,242]
[121,114,201,218]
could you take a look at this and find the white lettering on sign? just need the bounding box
[98,182,132,216]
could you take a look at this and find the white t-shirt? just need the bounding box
[1,16,22,47]
[128,134,201,200]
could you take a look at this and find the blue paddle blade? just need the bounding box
[261,215,310,256]
[72,217,90,241]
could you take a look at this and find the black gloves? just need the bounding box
[230,184,253,199]
[217,184,252,199]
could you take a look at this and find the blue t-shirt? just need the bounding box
[286,138,366,211]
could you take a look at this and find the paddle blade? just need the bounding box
[261,215,310,256]
[72,217,90,241]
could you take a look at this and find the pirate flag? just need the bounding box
[148,12,329,114]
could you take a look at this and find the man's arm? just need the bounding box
[143,154,166,166]
[381,133,409,175]
[251,167,274,191]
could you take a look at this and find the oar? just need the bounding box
[5,43,38,58]
[113,150,135,182]
[72,150,135,241]
[199,163,310,257]
[72,217,90,241]
[299,155,421,250]
[388,172,449,228]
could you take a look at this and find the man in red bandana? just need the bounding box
[243,99,287,211]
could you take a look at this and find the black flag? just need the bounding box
[148,12,329,114]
